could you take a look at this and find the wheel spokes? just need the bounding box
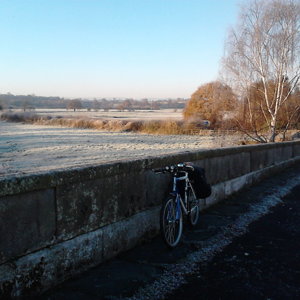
[161,198,183,247]
[164,201,178,245]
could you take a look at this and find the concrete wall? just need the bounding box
[1,141,300,298]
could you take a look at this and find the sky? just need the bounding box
[0,0,239,99]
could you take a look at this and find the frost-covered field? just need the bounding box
[20,108,184,120]
[0,120,242,177]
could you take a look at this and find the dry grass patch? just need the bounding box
[0,112,143,132]
[140,120,186,135]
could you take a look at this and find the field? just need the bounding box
[0,109,244,177]
[32,108,184,120]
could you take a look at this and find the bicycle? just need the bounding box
[153,163,200,248]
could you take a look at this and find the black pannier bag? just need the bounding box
[188,165,212,199]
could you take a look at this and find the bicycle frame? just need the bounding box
[171,171,197,219]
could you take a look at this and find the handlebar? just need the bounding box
[152,163,194,174]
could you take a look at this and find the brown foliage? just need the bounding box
[183,81,237,127]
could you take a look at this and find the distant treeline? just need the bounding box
[0,93,187,111]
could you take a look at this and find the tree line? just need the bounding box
[0,94,187,112]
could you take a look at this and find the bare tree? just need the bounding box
[67,99,82,112]
[22,100,30,112]
[222,0,300,142]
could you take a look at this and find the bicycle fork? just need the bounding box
[174,194,188,220]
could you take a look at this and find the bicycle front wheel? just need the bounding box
[160,197,183,248]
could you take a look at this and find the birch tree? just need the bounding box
[222,0,300,142]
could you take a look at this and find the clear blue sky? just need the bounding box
[0,0,239,99]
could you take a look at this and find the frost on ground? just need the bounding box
[31,108,184,120]
[0,121,242,177]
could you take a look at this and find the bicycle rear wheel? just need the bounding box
[160,196,183,248]
[188,189,200,226]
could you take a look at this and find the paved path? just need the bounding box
[165,182,300,299]
[40,163,300,300]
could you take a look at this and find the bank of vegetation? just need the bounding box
[0,111,219,135]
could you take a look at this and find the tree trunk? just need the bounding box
[268,118,276,142]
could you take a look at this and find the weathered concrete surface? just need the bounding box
[0,140,300,298]
[55,170,168,241]
[0,207,160,298]
[0,189,55,264]
[198,152,251,185]
[294,142,300,156]
[250,144,293,171]
[101,207,159,261]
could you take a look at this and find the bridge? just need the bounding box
[40,165,300,299]
[0,141,300,298]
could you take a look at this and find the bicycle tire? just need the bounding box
[160,196,183,248]
[188,189,200,226]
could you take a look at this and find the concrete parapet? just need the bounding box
[0,207,159,298]
[293,143,300,157]
[0,189,56,265]
[0,140,300,298]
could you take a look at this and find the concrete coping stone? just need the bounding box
[0,141,299,197]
